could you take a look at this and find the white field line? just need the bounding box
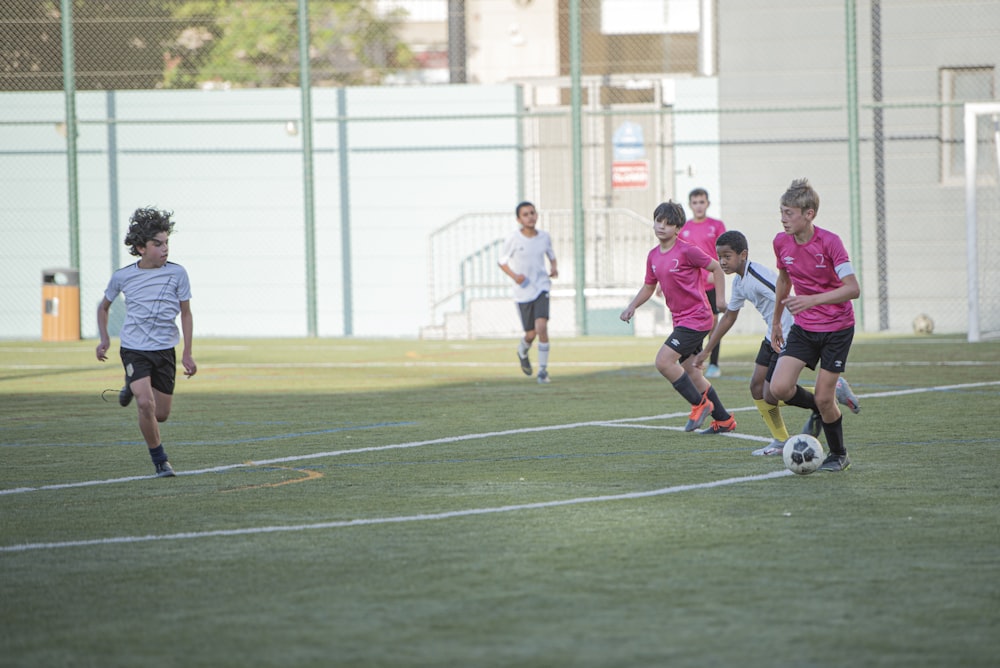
[2,359,1000,371]
[0,470,791,553]
[1,380,998,554]
[0,415,687,495]
[2,380,998,498]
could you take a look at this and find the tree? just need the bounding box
[162,0,416,88]
[0,0,418,91]
[0,0,176,90]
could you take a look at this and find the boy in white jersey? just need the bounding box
[498,201,558,384]
[695,230,860,456]
[769,179,860,472]
[96,207,197,477]
[620,200,736,435]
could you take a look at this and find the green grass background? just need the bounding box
[1,334,998,667]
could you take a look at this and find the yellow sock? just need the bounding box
[755,399,790,441]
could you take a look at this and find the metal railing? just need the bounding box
[428,208,651,329]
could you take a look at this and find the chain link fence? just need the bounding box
[1,1,997,340]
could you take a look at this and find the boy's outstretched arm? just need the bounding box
[620,283,656,323]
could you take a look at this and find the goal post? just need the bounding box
[964,102,1000,343]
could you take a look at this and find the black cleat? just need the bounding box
[817,453,851,472]
[119,384,133,407]
[518,352,532,376]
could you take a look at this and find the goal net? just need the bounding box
[965,102,1000,342]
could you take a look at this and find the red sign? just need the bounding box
[612,160,649,190]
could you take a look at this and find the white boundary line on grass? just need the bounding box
[2,380,998,554]
[0,470,791,553]
[3,380,998,498]
[0,414,689,495]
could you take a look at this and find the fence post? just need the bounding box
[60,0,81,324]
[298,0,318,336]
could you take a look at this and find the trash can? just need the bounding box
[41,268,80,341]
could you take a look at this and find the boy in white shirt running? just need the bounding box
[498,201,559,384]
[96,207,197,477]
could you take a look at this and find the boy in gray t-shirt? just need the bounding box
[96,207,197,478]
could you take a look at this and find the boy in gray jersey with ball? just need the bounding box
[96,207,197,477]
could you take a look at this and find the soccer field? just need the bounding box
[1,335,998,667]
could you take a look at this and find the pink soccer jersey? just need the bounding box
[772,226,855,332]
[645,241,716,331]
[680,217,726,290]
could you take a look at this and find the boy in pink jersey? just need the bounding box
[681,188,727,378]
[769,178,860,472]
[621,200,736,434]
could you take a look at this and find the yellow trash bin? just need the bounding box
[41,268,80,341]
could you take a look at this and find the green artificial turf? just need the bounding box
[1,335,998,667]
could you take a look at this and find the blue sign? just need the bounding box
[612,121,645,161]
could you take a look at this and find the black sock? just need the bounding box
[823,416,846,455]
[785,385,818,412]
[671,373,704,405]
[148,444,168,465]
[705,385,731,421]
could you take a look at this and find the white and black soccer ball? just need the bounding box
[912,313,934,335]
[782,434,825,475]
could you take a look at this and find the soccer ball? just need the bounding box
[912,313,934,335]
[782,434,825,475]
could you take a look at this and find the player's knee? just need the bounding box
[768,381,795,402]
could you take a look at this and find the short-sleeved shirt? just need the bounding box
[772,225,855,332]
[104,261,192,351]
[728,260,794,342]
[498,229,556,303]
[680,217,726,290]
[645,240,715,331]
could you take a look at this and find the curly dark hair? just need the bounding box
[124,207,175,257]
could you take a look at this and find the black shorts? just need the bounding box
[121,348,177,396]
[663,326,709,363]
[779,324,854,373]
[517,291,550,331]
[758,339,780,382]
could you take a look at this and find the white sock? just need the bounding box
[518,338,530,358]
[538,342,550,370]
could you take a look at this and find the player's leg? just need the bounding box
[752,344,789,453]
[769,355,807,402]
[516,301,534,375]
[813,369,841,424]
[132,375,161,450]
[145,349,178,477]
[768,325,823,435]
[816,327,854,472]
[704,288,722,377]
[653,331,706,422]
[663,327,732,433]
[533,292,551,383]
[688,351,736,434]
